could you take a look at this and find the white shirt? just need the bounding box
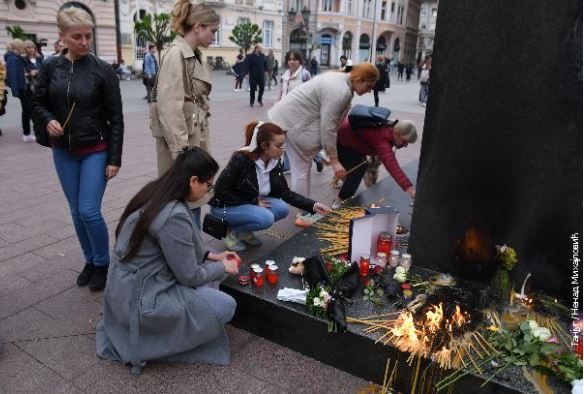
[255,158,279,196]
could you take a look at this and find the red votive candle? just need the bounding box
[252,267,264,288]
[266,265,279,285]
[376,232,393,256]
[227,253,241,268]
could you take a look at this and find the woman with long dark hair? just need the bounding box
[97,146,239,375]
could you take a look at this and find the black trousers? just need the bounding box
[373,89,380,107]
[249,76,265,105]
[18,89,32,135]
[337,143,368,200]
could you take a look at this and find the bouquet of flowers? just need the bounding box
[303,255,360,332]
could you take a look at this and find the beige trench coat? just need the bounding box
[152,37,212,207]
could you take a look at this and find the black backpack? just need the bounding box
[348,105,396,129]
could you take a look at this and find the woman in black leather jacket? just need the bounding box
[32,7,124,291]
[209,121,330,251]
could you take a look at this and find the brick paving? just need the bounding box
[0,71,425,393]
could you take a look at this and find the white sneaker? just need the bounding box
[23,135,35,142]
[224,231,246,252]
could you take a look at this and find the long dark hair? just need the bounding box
[115,146,219,261]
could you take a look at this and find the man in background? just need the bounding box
[143,44,158,103]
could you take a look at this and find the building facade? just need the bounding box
[0,0,117,61]
[282,0,420,68]
[416,0,437,60]
[119,0,285,69]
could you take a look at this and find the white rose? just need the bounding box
[528,320,539,331]
[313,298,322,307]
[319,290,328,298]
[394,266,408,283]
[532,327,551,342]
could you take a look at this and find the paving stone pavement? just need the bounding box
[0,70,425,393]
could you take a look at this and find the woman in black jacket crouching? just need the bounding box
[209,121,330,251]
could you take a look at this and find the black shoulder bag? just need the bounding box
[202,205,229,240]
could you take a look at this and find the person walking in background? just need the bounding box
[23,40,43,142]
[419,56,431,106]
[333,117,417,208]
[268,63,379,226]
[209,121,330,251]
[405,63,413,81]
[310,56,318,76]
[143,44,158,102]
[271,57,279,86]
[244,44,267,107]
[373,56,388,107]
[5,39,35,142]
[339,55,349,71]
[153,0,219,228]
[32,7,124,291]
[397,61,404,81]
[266,49,276,90]
[97,147,239,375]
[232,49,245,91]
[275,50,311,174]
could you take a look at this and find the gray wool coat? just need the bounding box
[96,201,236,373]
[268,72,354,160]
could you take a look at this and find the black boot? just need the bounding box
[88,266,109,291]
[77,264,95,286]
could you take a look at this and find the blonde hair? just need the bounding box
[349,63,380,83]
[23,40,36,48]
[57,7,95,32]
[8,39,24,51]
[171,0,220,36]
[395,120,418,144]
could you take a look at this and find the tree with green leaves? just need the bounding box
[228,23,262,54]
[134,13,176,60]
[6,25,34,40]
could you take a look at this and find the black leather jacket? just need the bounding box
[209,152,316,213]
[32,52,124,166]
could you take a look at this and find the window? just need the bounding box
[323,0,332,11]
[262,20,274,47]
[237,17,251,25]
[390,2,395,12]
[420,9,426,16]
[432,8,437,16]
[15,0,26,10]
[429,22,436,30]
[381,1,386,20]
[362,0,368,17]
[347,0,352,14]
[421,23,426,29]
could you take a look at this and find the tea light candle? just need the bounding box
[252,267,264,288]
[266,265,279,285]
[400,253,412,270]
[389,250,400,268]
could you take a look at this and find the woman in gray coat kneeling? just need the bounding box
[96,146,240,375]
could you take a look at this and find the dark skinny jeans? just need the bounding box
[337,143,368,201]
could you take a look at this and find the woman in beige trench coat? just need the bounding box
[151,0,219,227]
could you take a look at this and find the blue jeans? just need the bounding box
[211,197,289,233]
[53,148,110,267]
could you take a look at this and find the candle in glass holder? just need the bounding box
[400,253,412,270]
[249,263,260,282]
[252,267,264,288]
[389,250,400,268]
[501,304,528,330]
[359,255,370,285]
[227,253,241,268]
[376,232,393,256]
[266,265,279,285]
[375,252,387,268]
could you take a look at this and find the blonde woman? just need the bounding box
[32,7,124,291]
[152,0,219,227]
[268,63,379,225]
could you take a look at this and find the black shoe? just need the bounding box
[77,264,95,286]
[142,96,148,100]
[258,100,263,106]
[250,103,254,107]
[88,266,108,291]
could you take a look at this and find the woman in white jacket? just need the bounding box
[268,63,379,223]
